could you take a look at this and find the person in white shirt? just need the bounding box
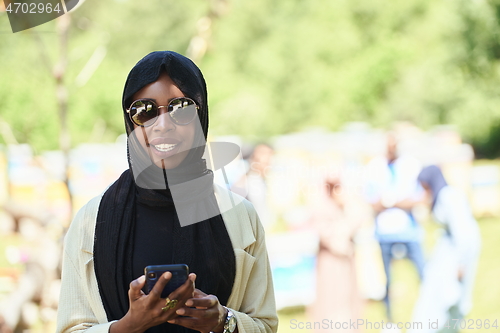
[365,134,425,322]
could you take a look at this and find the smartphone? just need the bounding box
[144,264,189,298]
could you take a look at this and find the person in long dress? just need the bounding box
[308,178,363,333]
[409,166,481,333]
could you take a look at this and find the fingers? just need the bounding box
[168,273,196,302]
[129,275,146,301]
[185,294,217,308]
[168,316,205,330]
[181,273,196,293]
[175,306,213,318]
[192,288,208,299]
[149,272,172,299]
[168,295,224,333]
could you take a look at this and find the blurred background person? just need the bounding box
[308,177,363,333]
[365,132,425,322]
[409,166,481,333]
[232,143,275,230]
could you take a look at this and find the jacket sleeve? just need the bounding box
[56,199,116,333]
[229,200,278,333]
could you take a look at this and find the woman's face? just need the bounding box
[131,72,196,169]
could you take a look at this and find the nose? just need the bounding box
[152,109,175,132]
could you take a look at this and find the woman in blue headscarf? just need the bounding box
[409,166,481,333]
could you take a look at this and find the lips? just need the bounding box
[148,138,180,145]
[147,137,181,157]
[153,143,177,152]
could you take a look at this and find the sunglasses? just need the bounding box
[126,97,199,127]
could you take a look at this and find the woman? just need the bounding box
[409,165,481,333]
[308,178,363,333]
[56,51,278,333]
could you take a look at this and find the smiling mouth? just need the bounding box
[152,143,178,152]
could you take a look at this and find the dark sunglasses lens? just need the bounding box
[130,100,158,126]
[169,98,198,125]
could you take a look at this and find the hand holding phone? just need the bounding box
[144,264,189,298]
[110,269,196,333]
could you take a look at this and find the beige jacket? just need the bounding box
[56,185,278,333]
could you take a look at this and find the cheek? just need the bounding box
[133,126,150,148]
[181,123,197,148]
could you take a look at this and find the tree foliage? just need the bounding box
[1,0,500,156]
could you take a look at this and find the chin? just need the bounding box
[152,154,187,169]
[154,161,180,169]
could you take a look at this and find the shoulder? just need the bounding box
[64,194,104,255]
[214,184,258,221]
[64,175,127,250]
[214,184,263,249]
[437,186,467,205]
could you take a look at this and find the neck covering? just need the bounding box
[417,165,448,209]
[93,51,236,328]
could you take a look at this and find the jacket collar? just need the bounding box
[80,185,256,255]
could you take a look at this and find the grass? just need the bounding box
[468,218,500,321]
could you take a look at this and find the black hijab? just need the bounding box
[93,51,236,328]
[417,165,448,209]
